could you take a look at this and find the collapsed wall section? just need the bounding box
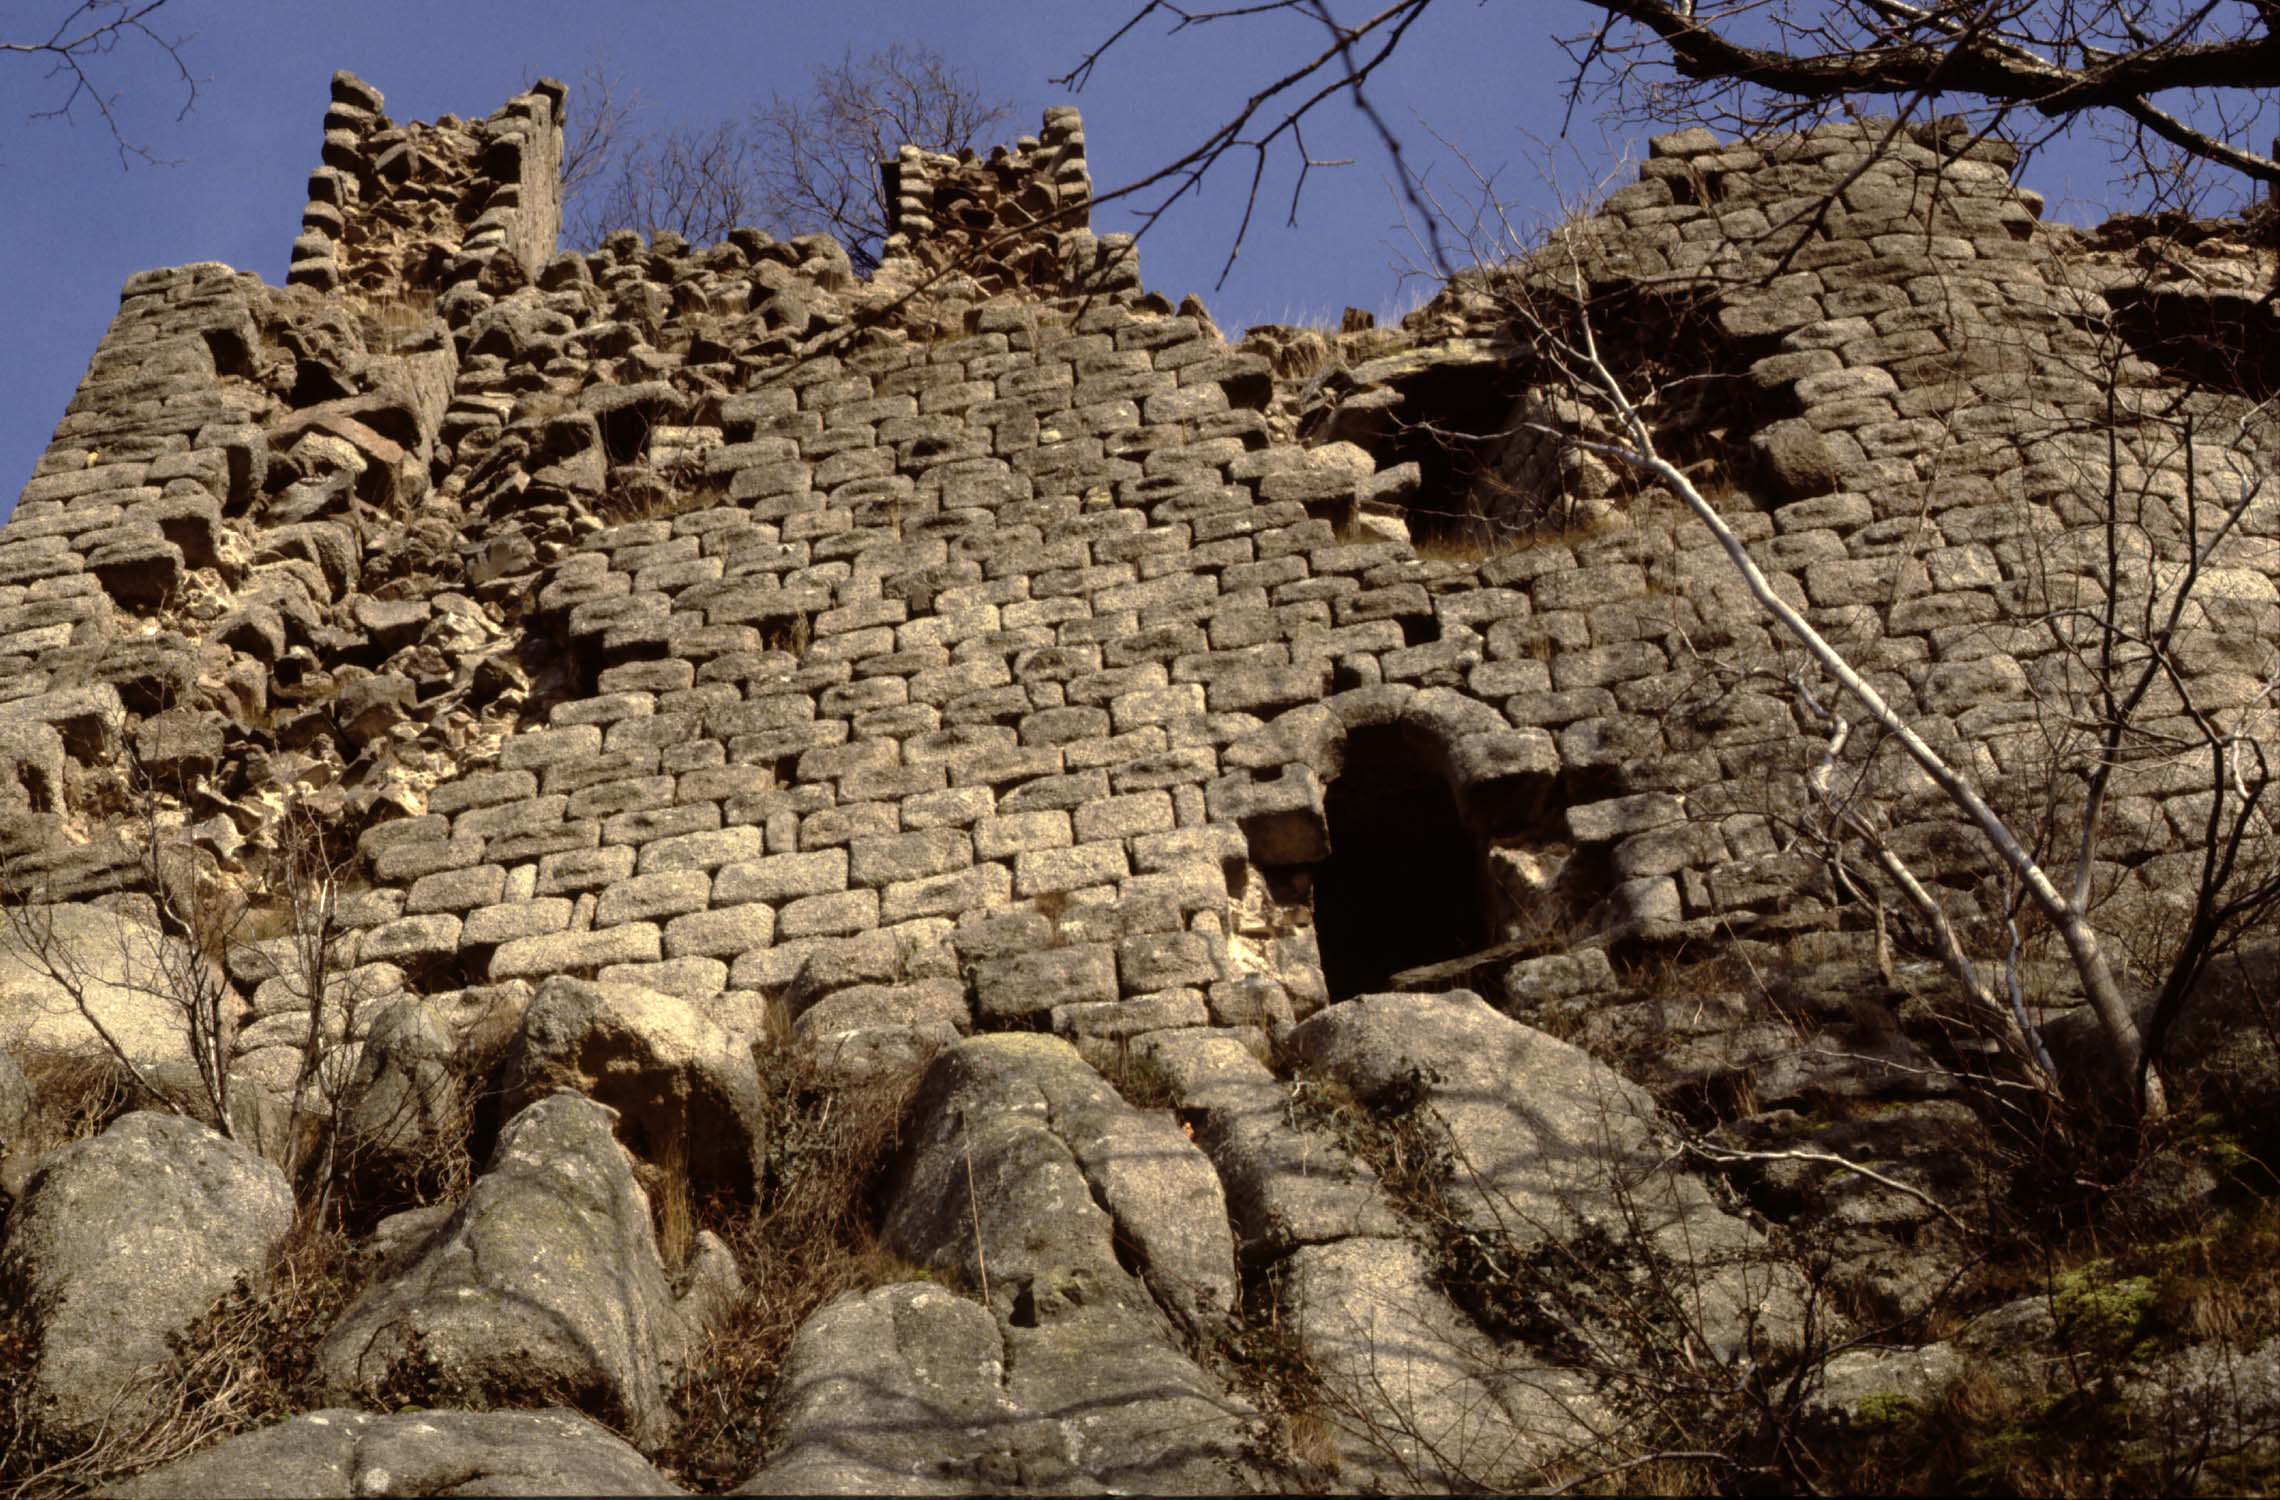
[878,104,1097,291]
[290,70,565,298]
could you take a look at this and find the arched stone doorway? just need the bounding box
[1213,686,1567,1006]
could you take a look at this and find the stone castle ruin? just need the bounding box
[0,68,2274,1493]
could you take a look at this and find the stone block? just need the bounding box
[405,863,507,916]
[636,825,763,875]
[428,769,538,816]
[1074,791,1175,843]
[373,836,488,884]
[463,898,574,946]
[1205,765,1327,864]
[848,829,972,887]
[776,888,880,939]
[879,862,1014,924]
[1054,987,1211,1041]
[1118,931,1219,994]
[714,849,849,904]
[1567,793,1685,844]
[593,870,712,927]
[663,903,777,959]
[1014,840,1130,897]
[596,957,730,1002]
[971,944,1118,1023]
[536,844,637,896]
[489,923,664,980]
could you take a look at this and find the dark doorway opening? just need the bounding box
[1312,727,1485,999]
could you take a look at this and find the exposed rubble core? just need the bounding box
[1,71,2276,1496]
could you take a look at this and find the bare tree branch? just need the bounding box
[555,57,643,246]
[750,42,1013,272]
[2,0,200,169]
[1068,0,2280,275]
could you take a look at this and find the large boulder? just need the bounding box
[1281,1236,1602,1491]
[1286,990,1802,1359]
[2,1111,293,1445]
[315,1090,736,1450]
[740,1272,1254,1497]
[876,1035,1253,1491]
[0,902,232,1070]
[501,977,765,1202]
[103,1406,683,1497]
[737,1282,1029,1495]
[885,1032,1237,1336]
[337,997,463,1197]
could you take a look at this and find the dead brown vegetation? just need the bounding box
[657,1047,934,1490]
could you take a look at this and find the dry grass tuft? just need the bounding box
[657,1048,935,1489]
[0,1209,365,1499]
[6,1049,139,1166]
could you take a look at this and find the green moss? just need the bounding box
[1852,1389,1920,1431]
[2050,1261,2158,1363]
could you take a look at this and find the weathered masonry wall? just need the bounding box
[879,103,1098,290]
[290,71,565,296]
[3,81,2275,1088]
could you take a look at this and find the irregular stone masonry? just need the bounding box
[3,78,2276,1080]
[879,103,1099,292]
[290,72,565,297]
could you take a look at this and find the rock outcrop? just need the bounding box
[2,1112,293,1445]
[315,1091,736,1448]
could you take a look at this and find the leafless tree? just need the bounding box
[582,119,763,250]
[2,0,199,167]
[0,769,370,1160]
[567,42,1011,266]
[1059,5,2280,1125]
[1406,192,2280,1119]
[554,58,643,245]
[1060,1,2280,279]
[750,42,1013,272]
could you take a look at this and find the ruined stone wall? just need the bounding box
[290,71,564,298]
[9,71,2280,1495]
[878,103,1097,292]
[4,80,2276,1084]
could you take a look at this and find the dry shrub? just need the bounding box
[592,465,730,526]
[1211,1269,1345,1492]
[658,1047,933,1490]
[640,1127,696,1274]
[6,1048,139,1166]
[1105,1035,1179,1110]
[0,1210,364,1499]
[165,1212,365,1435]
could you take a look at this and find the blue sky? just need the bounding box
[0,1,2211,504]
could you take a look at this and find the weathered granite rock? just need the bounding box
[2,1111,294,1445]
[1282,1236,1601,1490]
[338,996,462,1193]
[0,903,229,1070]
[103,1406,683,1497]
[316,1091,736,1449]
[1287,990,1802,1358]
[499,975,766,1200]
[885,1032,1237,1336]
[736,1282,1026,1494]
[877,1035,1253,1490]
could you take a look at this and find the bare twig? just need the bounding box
[3,1,200,168]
